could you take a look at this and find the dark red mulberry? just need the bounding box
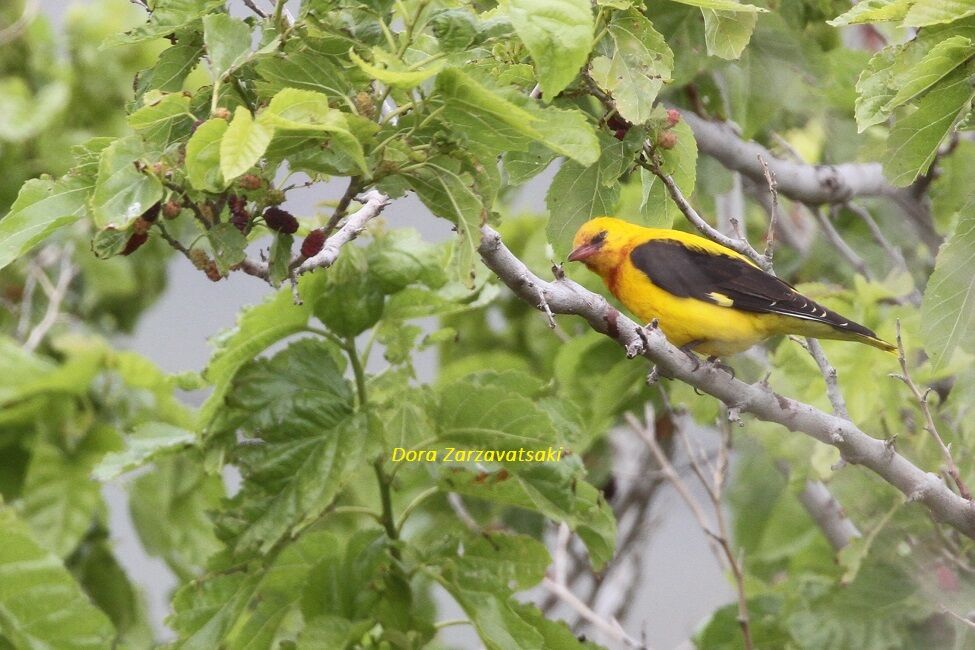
[263,207,298,234]
[606,113,631,141]
[121,232,149,256]
[142,201,161,222]
[301,228,326,257]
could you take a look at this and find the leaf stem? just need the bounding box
[396,486,439,534]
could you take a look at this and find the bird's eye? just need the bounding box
[591,230,608,245]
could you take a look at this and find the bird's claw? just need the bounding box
[706,356,736,380]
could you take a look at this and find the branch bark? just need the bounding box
[477,226,975,540]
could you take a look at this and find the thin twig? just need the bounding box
[844,202,911,277]
[758,155,778,264]
[805,338,850,421]
[640,150,770,272]
[541,578,649,649]
[892,321,972,501]
[627,407,753,650]
[941,605,975,631]
[242,0,269,18]
[813,205,873,280]
[24,252,76,352]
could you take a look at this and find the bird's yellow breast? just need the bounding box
[607,251,777,357]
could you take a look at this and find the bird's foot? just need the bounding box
[678,342,702,372]
[706,356,736,380]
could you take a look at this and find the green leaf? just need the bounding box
[349,48,443,88]
[259,88,367,173]
[828,0,913,26]
[223,532,342,648]
[222,339,365,553]
[20,439,108,558]
[0,175,93,271]
[92,136,163,229]
[437,68,541,150]
[186,118,229,192]
[127,91,194,146]
[882,36,975,114]
[92,422,195,481]
[202,13,252,81]
[504,0,594,98]
[703,8,759,60]
[220,107,274,182]
[255,45,354,102]
[314,283,385,338]
[198,281,314,430]
[0,506,115,649]
[129,457,223,581]
[207,223,247,275]
[905,0,975,27]
[440,463,616,569]
[882,63,975,186]
[921,205,975,369]
[452,532,552,591]
[590,9,674,124]
[666,0,765,10]
[545,133,625,257]
[436,376,559,450]
[641,120,698,227]
[145,42,204,92]
[104,0,224,46]
[402,156,485,288]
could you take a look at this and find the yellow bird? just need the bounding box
[568,216,895,358]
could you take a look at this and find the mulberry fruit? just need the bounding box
[301,228,326,257]
[263,207,298,234]
[121,232,149,256]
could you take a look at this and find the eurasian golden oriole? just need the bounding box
[568,217,895,357]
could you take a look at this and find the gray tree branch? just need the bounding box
[477,226,975,540]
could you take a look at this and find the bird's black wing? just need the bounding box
[629,238,878,338]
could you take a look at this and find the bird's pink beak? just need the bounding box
[568,243,600,262]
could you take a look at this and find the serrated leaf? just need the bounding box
[203,13,252,81]
[349,48,443,88]
[222,340,365,553]
[440,464,617,569]
[883,63,975,186]
[129,457,223,581]
[92,136,163,228]
[921,206,975,369]
[504,0,594,98]
[703,8,758,60]
[545,133,624,257]
[220,107,274,181]
[0,506,115,649]
[436,377,558,450]
[186,118,228,192]
[92,423,195,481]
[828,0,913,26]
[589,9,674,124]
[667,0,765,10]
[127,91,193,146]
[255,46,354,101]
[437,68,541,149]
[905,0,975,27]
[882,36,975,114]
[145,42,203,92]
[259,88,367,173]
[207,223,247,274]
[198,282,315,430]
[20,439,107,558]
[641,120,698,227]
[0,175,93,271]
[402,156,485,288]
[104,0,224,46]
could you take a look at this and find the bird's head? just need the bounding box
[568,216,632,275]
